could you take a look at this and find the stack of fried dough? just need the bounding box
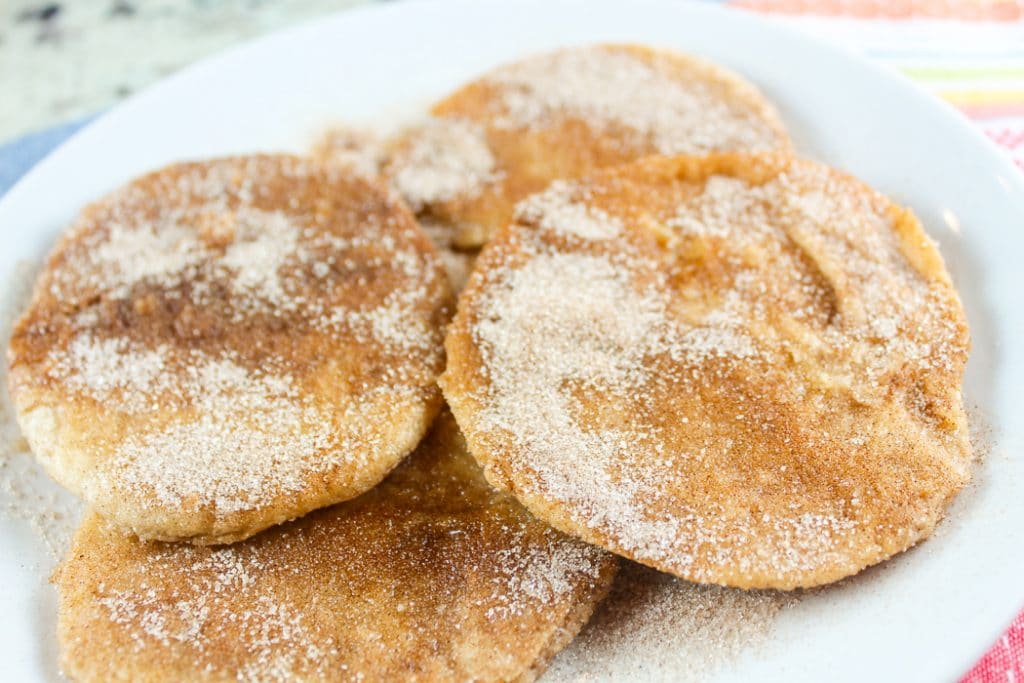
[6,44,970,682]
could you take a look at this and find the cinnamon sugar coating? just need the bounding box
[383,44,790,248]
[7,155,452,544]
[55,411,616,683]
[443,152,971,589]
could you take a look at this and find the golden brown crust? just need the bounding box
[55,411,618,683]
[442,152,971,590]
[382,44,791,248]
[8,155,452,544]
[310,128,481,294]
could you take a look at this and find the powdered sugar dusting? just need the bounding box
[67,201,437,328]
[456,156,970,587]
[472,246,702,563]
[218,209,301,306]
[544,562,794,682]
[86,219,200,298]
[336,294,440,353]
[93,545,338,681]
[310,127,385,179]
[388,117,501,209]
[61,415,613,681]
[33,327,433,516]
[671,169,964,396]
[487,528,605,620]
[486,46,783,154]
[515,181,623,240]
[42,335,430,517]
[53,336,169,412]
[10,157,450,536]
[668,175,763,241]
[46,158,445,335]
[89,353,334,514]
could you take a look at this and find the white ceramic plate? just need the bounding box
[1,1,1022,680]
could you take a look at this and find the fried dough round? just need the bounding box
[56,411,617,683]
[7,155,452,544]
[443,152,972,589]
[311,129,478,293]
[383,44,790,248]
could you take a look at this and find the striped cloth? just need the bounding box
[730,1,1024,171]
[722,2,1024,681]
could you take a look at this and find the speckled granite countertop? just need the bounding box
[0,0,370,143]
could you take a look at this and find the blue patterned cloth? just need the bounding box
[0,117,93,198]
